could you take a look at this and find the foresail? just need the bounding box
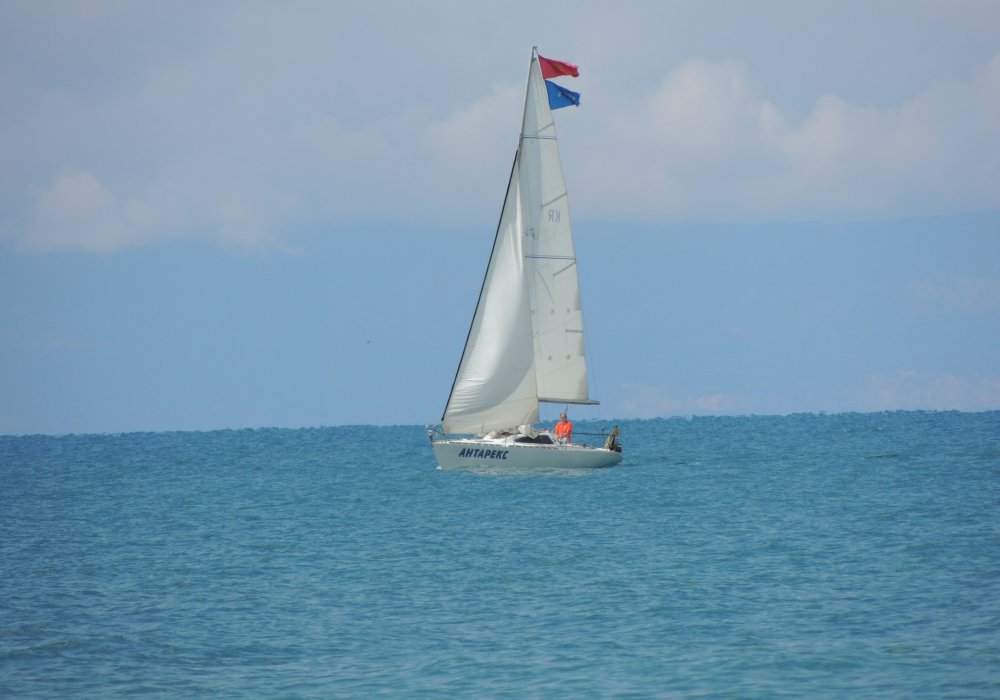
[520,52,593,405]
[441,155,539,435]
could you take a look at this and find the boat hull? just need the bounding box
[432,437,623,469]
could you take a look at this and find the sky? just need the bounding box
[1,1,999,434]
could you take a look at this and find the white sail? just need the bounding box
[441,159,539,435]
[519,51,592,405]
[441,50,594,436]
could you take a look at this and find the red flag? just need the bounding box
[538,54,579,79]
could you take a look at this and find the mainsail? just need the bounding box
[441,49,594,436]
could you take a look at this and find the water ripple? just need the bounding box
[2,413,998,697]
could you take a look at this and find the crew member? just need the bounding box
[555,412,573,443]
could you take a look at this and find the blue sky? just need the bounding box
[2,1,999,434]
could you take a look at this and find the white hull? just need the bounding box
[432,435,623,470]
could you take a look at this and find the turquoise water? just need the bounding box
[2,412,999,697]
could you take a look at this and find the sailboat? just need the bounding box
[429,48,623,469]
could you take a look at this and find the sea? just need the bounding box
[2,411,998,698]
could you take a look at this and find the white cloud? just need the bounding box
[646,59,760,157]
[576,52,1000,221]
[15,165,299,254]
[614,383,748,417]
[24,170,151,253]
[861,371,1000,412]
[2,4,999,253]
[908,275,1000,315]
[421,82,523,214]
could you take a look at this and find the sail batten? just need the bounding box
[441,49,594,436]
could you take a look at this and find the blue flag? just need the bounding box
[545,80,581,109]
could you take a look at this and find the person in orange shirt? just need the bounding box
[555,412,573,443]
